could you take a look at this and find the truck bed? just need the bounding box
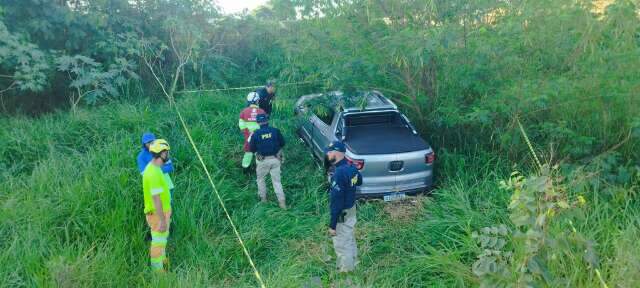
[345,124,429,155]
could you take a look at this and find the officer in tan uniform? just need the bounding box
[325,141,362,272]
[249,114,287,208]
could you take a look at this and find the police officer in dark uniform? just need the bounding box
[255,81,276,116]
[249,114,287,208]
[325,141,362,272]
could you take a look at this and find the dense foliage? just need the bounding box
[0,0,278,112]
[275,0,640,164]
[2,0,638,161]
[1,0,639,287]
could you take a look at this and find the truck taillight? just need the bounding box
[346,157,365,170]
[425,152,435,164]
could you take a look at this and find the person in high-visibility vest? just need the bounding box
[238,92,266,173]
[137,133,175,202]
[142,139,172,272]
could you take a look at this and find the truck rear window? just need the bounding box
[345,112,401,126]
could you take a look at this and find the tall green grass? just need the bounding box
[1,89,638,287]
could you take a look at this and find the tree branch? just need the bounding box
[586,128,634,164]
[0,81,17,94]
[143,52,173,103]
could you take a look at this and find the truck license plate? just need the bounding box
[384,192,406,202]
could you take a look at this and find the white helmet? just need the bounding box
[246,92,260,104]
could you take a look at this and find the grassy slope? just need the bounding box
[1,89,638,287]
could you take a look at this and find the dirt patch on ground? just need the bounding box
[382,195,430,222]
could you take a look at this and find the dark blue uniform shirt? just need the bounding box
[249,124,285,156]
[329,158,363,229]
[256,87,275,115]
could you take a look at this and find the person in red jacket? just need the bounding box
[238,92,266,173]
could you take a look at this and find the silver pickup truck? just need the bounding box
[295,91,435,199]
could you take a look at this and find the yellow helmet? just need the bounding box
[149,139,170,154]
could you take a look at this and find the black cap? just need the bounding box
[325,141,346,153]
[256,114,268,123]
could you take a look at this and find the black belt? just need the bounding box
[256,154,277,161]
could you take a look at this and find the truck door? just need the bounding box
[310,104,335,157]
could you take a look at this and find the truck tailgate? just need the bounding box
[345,124,428,155]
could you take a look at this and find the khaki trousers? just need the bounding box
[332,205,357,272]
[256,156,285,202]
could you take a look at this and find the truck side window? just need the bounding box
[336,118,343,137]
